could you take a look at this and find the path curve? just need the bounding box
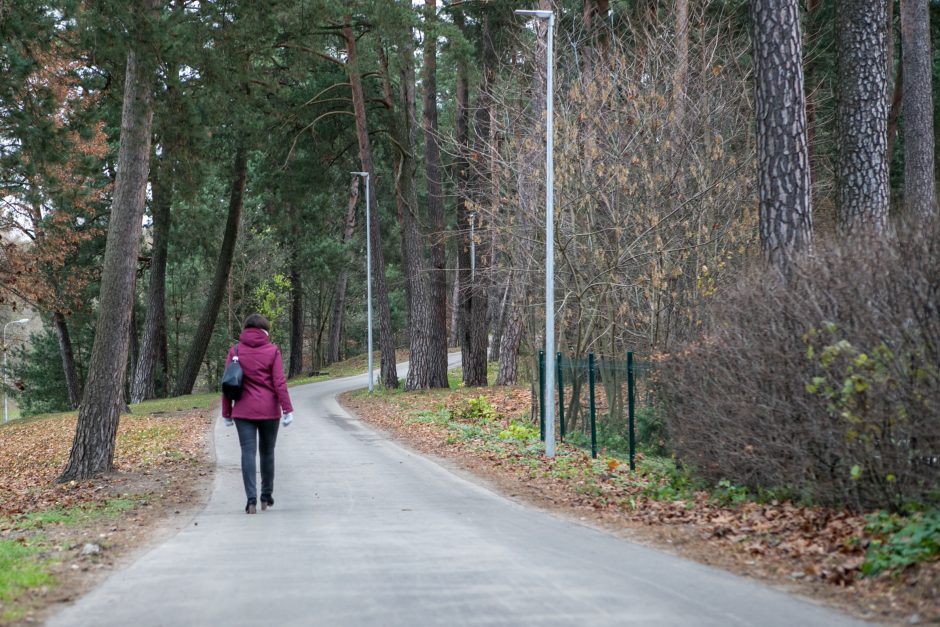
[48,358,869,626]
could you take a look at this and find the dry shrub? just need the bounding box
[658,218,940,510]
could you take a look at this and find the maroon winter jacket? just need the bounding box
[221,327,294,420]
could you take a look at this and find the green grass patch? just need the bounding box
[289,351,396,387]
[407,409,451,426]
[6,498,137,532]
[0,538,55,618]
[129,392,218,416]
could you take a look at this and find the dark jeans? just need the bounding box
[234,418,280,504]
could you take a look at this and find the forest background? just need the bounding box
[0,0,939,510]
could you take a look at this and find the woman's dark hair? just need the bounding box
[243,313,270,331]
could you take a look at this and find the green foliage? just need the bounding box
[639,457,701,502]
[498,422,539,443]
[11,330,73,416]
[253,272,291,347]
[862,510,940,577]
[636,406,669,456]
[710,479,751,507]
[453,396,499,423]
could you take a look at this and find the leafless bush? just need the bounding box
[658,218,940,510]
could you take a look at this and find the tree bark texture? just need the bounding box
[495,258,529,386]
[458,10,493,387]
[750,0,814,268]
[900,0,937,217]
[172,145,247,396]
[448,263,459,348]
[453,8,470,357]
[488,278,510,363]
[130,156,171,403]
[60,21,157,481]
[344,18,398,389]
[384,31,441,391]
[836,0,890,234]
[327,176,359,365]
[52,310,81,409]
[423,0,449,388]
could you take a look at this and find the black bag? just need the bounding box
[221,344,243,401]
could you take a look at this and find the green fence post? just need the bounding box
[556,352,565,440]
[538,350,545,442]
[588,352,597,459]
[627,351,636,471]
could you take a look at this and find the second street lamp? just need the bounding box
[351,171,373,394]
[515,8,556,458]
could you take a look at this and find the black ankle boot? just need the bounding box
[245,499,257,514]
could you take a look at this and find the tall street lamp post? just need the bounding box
[3,318,29,423]
[351,171,374,394]
[514,8,556,457]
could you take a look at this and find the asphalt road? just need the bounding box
[47,358,870,626]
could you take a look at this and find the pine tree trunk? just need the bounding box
[496,273,527,386]
[126,300,138,406]
[751,0,813,268]
[836,0,889,234]
[453,8,470,361]
[288,263,304,378]
[489,278,510,363]
[383,34,437,391]
[287,204,304,378]
[423,0,449,387]
[130,156,171,403]
[327,176,359,365]
[459,10,495,387]
[448,264,459,348]
[60,11,157,481]
[900,0,937,217]
[172,145,247,396]
[344,18,398,389]
[52,310,81,409]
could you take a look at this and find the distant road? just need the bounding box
[48,356,868,626]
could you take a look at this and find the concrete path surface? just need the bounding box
[48,359,870,626]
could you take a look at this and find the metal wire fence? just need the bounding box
[537,351,654,469]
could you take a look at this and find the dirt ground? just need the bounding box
[341,388,940,626]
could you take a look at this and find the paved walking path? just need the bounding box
[48,359,870,626]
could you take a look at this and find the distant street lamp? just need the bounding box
[351,171,374,394]
[515,8,556,458]
[3,318,29,423]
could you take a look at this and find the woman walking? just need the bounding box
[221,313,294,514]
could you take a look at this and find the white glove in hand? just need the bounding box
[282,412,293,427]
[223,418,234,427]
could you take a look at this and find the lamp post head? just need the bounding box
[350,171,369,178]
[13,319,28,325]
[514,9,553,19]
